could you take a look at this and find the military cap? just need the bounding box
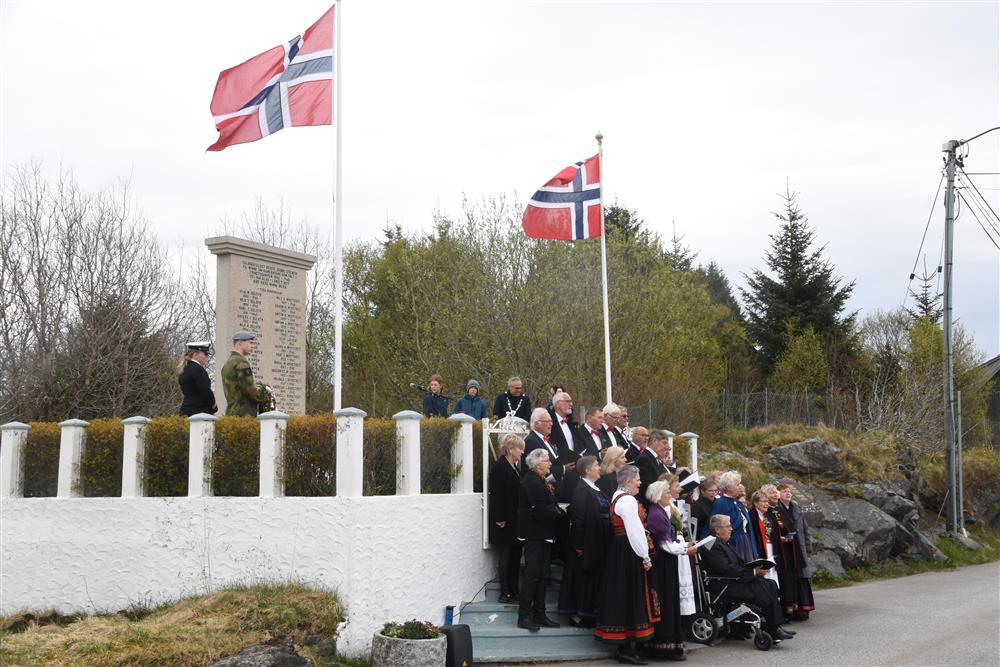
[232,330,257,342]
[187,341,212,354]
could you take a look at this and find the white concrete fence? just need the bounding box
[0,409,479,499]
[0,408,490,657]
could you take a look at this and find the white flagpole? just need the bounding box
[333,0,344,411]
[596,132,612,405]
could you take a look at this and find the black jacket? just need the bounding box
[522,432,563,490]
[635,449,669,506]
[178,361,217,416]
[548,408,584,462]
[579,424,613,455]
[517,470,563,541]
[488,456,521,546]
[422,392,449,417]
[492,392,532,421]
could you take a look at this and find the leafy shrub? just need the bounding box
[285,415,337,496]
[23,422,60,497]
[80,419,123,497]
[380,619,440,639]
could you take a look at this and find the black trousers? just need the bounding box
[518,539,552,619]
[497,541,522,596]
[714,577,783,630]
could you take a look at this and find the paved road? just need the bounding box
[557,562,1000,667]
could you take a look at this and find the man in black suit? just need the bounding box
[523,408,562,483]
[602,403,631,450]
[493,376,533,422]
[578,406,611,456]
[700,514,795,641]
[517,448,565,631]
[624,426,647,464]
[178,341,217,416]
[635,429,671,505]
[547,391,584,468]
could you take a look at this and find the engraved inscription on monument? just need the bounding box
[206,236,317,415]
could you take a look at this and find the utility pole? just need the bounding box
[941,139,961,533]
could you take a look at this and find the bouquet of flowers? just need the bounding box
[255,381,276,413]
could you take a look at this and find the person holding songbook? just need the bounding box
[699,514,795,643]
[775,483,816,620]
[750,488,780,587]
[645,477,697,661]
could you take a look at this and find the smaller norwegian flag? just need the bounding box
[522,154,602,241]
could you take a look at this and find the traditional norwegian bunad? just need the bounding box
[559,478,611,625]
[775,499,816,619]
[751,506,780,586]
[646,500,696,660]
[596,490,660,659]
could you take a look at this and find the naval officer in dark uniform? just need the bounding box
[178,341,217,416]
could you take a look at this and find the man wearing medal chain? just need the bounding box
[492,376,533,422]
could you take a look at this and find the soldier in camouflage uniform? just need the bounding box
[222,330,259,417]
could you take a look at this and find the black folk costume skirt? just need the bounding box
[595,535,660,642]
[647,551,685,654]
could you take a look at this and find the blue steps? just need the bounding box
[459,571,616,664]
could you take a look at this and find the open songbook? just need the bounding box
[744,558,777,570]
[694,535,717,550]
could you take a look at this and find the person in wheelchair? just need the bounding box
[699,514,795,642]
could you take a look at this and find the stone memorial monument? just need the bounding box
[206,236,317,415]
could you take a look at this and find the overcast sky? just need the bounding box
[2,1,998,358]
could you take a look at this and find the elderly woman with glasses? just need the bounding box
[596,465,660,665]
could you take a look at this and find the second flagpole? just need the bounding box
[596,132,612,406]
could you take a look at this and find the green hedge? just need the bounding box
[18,415,484,497]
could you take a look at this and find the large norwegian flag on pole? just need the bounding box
[521,154,602,240]
[207,5,334,151]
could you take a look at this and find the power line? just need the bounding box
[958,168,1000,226]
[956,176,1000,237]
[956,190,1000,251]
[903,173,945,306]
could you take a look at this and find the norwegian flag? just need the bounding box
[207,5,334,152]
[522,154,603,240]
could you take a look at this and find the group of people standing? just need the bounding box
[488,391,816,664]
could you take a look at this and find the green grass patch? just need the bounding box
[0,583,343,667]
[811,527,1000,591]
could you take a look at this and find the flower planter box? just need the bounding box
[371,632,447,667]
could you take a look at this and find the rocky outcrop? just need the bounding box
[764,439,844,475]
[848,482,919,523]
[209,641,313,667]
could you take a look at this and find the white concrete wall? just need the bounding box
[0,494,491,656]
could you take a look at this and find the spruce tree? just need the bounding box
[741,186,855,370]
[907,268,943,324]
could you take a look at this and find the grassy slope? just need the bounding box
[0,584,343,667]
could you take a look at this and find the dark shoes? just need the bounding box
[532,614,560,628]
[498,593,517,604]
[517,617,540,632]
[773,627,796,640]
[616,651,647,665]
[663,651,687,661]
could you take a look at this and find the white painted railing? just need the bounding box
[0,408,478,499]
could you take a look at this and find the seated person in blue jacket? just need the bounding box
[453,379,489,419]
[422,374,449,417]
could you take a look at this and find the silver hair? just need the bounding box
[648,429,670,445]
[718,470,742,493]
[710,514,731,530]
[525,448,551,470]
[645,479,670,504]
[552,391,571,404]
[529,407,550,428]
[507,376,523,389]
[602,402,622,417]
[616,464,640,487]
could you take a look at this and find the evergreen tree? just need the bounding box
[907,268,943,324]
[698,261,742,320]
[741,186,855,370]
[665,221,697,271]
[604,203,648,242]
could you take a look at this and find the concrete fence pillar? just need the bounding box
[121,416,151,498]
[448,413,475,494]
[57,419,89,498]
[188,413,217,497]
[392,410,423,495]
[258,411,288,498]
[0,422,30,498]
[681,432,699,472]
[334,408,367,497]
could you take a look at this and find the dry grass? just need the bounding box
[0,584,343,667]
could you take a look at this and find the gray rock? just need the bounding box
[809,550,846,578]
[901,526,948,562]
[848,482,920,523]
[209,641,312,667]
[765,439,844,475]
[835,498,905,562]
[775,478,846,529]
[948,532,984,551]
[812,527,865,568]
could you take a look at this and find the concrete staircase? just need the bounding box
[458,567,615,664]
